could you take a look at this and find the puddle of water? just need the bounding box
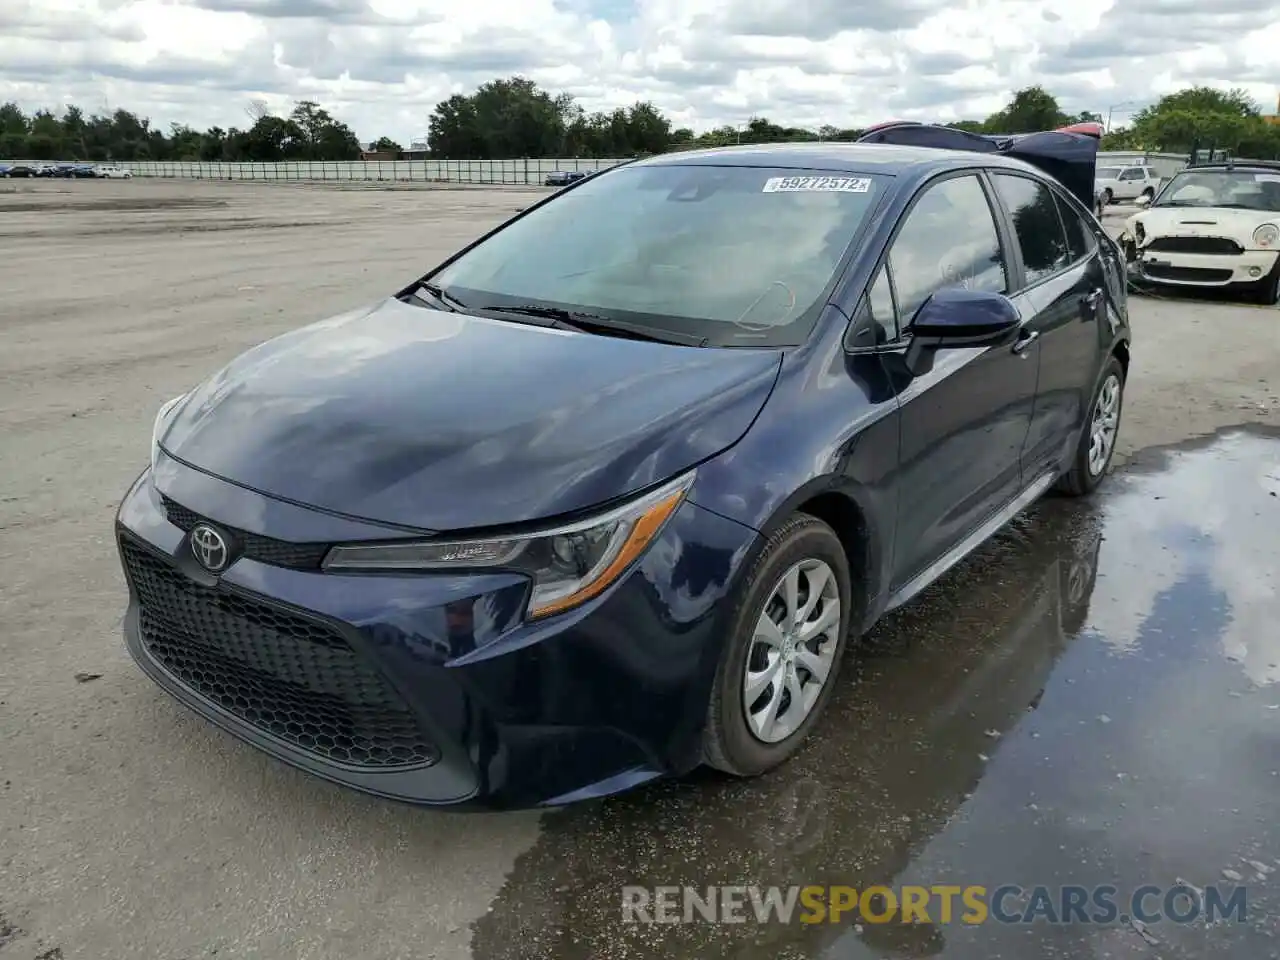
[471,427,1280,960]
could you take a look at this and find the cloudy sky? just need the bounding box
[3,0,1280,145]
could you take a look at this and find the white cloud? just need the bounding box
[1,0,1279,144]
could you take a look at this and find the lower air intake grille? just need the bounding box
[121,537,436,769]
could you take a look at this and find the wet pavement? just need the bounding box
[472,426,1280,960]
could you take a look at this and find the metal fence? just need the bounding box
[8,149,1227,187]
[48,157,633,185]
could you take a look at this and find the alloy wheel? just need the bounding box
[742,558,841,744]
[1087,374,1122,477]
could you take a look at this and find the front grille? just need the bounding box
[121,537,437,769]
[1142,263,1234,283]
[161,495,329,570]
[1144,236,1243,256]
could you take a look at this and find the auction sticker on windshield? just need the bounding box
[762,176,872,193]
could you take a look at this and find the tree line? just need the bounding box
[0,99,361,162]
[420,80,1280,161]
[3,81,1278,164]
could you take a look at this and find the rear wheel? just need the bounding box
[1101,188,1113,206]
[703,515,851,776]
[1141,186,1155,202]
[1056,357,1125,496]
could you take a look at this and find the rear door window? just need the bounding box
[990,174,1070,287]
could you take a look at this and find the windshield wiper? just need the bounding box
[489,305,708,347]
[412,282,469,311]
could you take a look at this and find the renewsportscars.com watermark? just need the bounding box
[621,884,1248,926]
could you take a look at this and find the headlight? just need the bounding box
[151,393,188,471]
[322,470,696,619]
[1253,223,1279,248]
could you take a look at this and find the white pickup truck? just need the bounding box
[1095,164,1161,206]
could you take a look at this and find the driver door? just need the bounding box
[874,172,1041,592]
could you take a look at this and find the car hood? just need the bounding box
[1129,206,1279,243]
[160,297,782,532]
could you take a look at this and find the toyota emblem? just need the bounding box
[190,523,230,572]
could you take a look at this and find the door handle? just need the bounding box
[1012,329,1039,355]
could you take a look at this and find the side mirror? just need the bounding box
[904,288,1021,375]
[1134,194,1151,207]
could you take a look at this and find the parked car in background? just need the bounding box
[1121,161,1280,304]
[96,164,134,179]
[1094,164,1161,206]
[544,170,587,187]
[0,164,10,177]
[116,121,1129,810]
[6,162,38,177]
[70,164,99,178]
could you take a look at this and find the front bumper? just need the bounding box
[116,456,759,809]
[1128,246,1279,287]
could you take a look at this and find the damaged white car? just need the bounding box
[1121,161,1280,305]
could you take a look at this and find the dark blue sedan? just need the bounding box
[117,121,1130,809]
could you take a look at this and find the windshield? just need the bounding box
[1154,169,1280,211]
[1096,167,1121,179]
[427,164,886,346]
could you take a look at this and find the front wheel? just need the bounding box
[1056,356,1125,496]
[1100,188,1113,206]
[703,514,852,776]
[1141,187,1155,201]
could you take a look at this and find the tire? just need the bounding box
[1101,188,1113,206]
[1055,356,1125,496]
[1141,187,1154,201]
[702,514,852,776]
[1252,259,1280,306]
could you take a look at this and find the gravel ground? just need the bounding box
[0,180,1276,960]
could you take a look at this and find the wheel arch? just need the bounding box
[752,476,888,634]
[1111,338,1130,380]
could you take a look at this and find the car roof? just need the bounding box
[640,142,1049,176]
[627,121,1105,207]
[633,141,1043,177]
